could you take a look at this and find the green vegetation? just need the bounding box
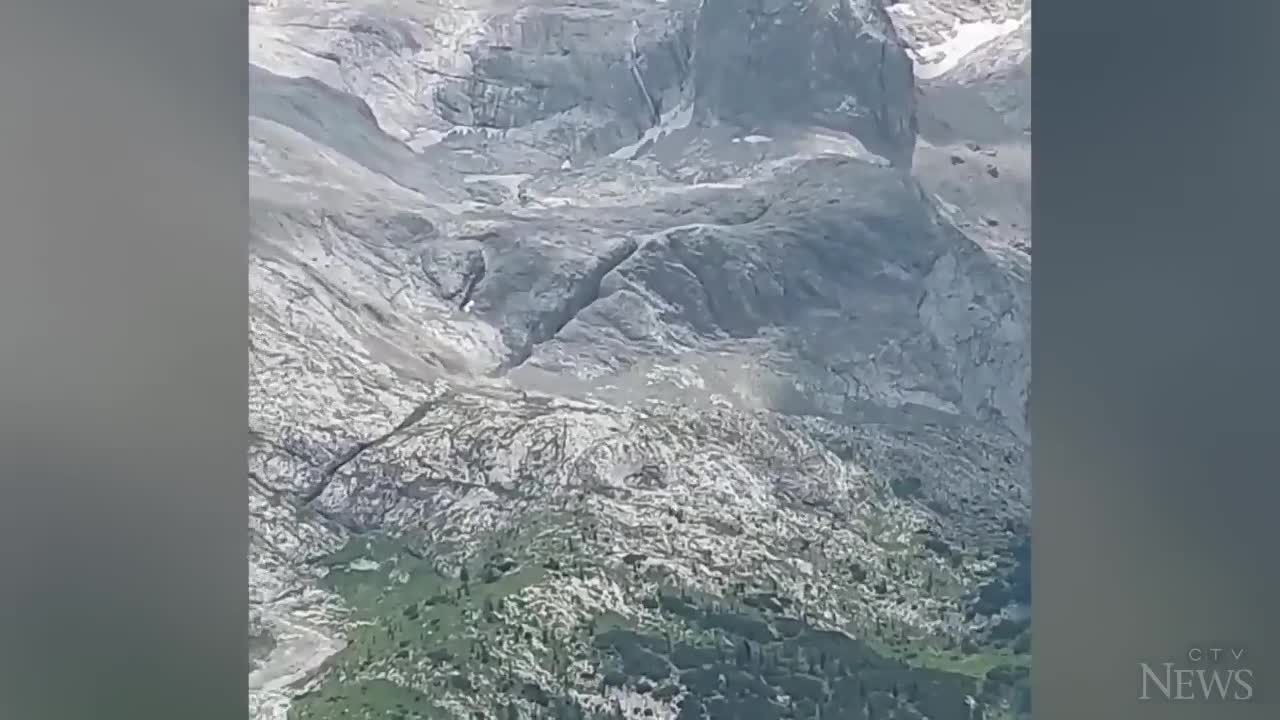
[586,587,1023,720]
[293,678,444,720]
[291,533,559,720]
[290,527,1029,720]
[907,646,1028,681]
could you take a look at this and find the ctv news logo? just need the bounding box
[1139,647,1255,702]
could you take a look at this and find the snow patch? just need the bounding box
[535,197,577,208]
[462,173,530,195]
[886,2,917,17]
[913,13,1029,80]
[441,126,504,142]
[801,129,891,166]
[410,129,448,151]
[685,182,744,190]
[609,102,694,160]
[933,193,963,218]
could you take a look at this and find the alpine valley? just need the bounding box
[248,1,1032,718]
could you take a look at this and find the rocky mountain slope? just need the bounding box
[249,1,1032,718]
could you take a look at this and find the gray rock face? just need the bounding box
[906,1,1032,255]
[432,3,690,135]
[886,0,1028,51]
[249,0,1032,717]
[691,0,918,166]
[506,157,1027,439]
[916,19,1030,144]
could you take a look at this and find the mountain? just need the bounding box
[248,1,1032,718]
